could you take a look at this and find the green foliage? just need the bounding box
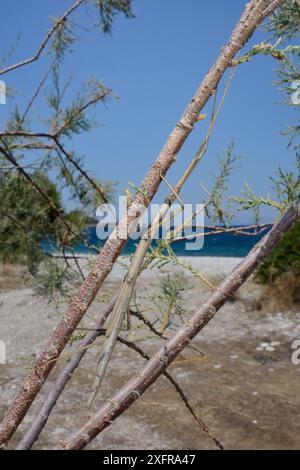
[268,1,300,149]
[49,16,77,63]
[234,2,300,150]
[204,141,241,226]
[232,182,283,217]
[128,181,150,203]
[0,0,125,298]
[34,258,80,302]
[233,39,300,142]
[4,108,27,133]
[275,46,300,135]
[232,155,300,221]
[159,274,186,313]
[248,1,300,306]
[271,155,300,205]
[47,77,112,138]
[232,40,300,66]
[92,0,134,33]
[88,179,117,208]
[226,39,300,301]
[0,33,21,67]
[148,273,188,332]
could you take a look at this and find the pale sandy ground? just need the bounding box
[0,256,300,450]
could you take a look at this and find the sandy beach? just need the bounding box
[1,256,300,449]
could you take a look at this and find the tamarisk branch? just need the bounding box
[64,196,300,450]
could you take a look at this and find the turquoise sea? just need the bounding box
[42,226,270,258]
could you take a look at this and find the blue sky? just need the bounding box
[0,0,298,223]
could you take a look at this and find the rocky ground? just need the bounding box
[0,257,300,450]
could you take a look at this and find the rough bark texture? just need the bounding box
[0,0,284,448]
[63,198,300,450]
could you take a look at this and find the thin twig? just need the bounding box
[63,197,300,450]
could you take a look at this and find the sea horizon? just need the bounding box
[42,225,270,258]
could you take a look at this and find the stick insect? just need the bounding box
[88,69,235,407]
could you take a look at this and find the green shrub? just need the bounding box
[255,222,300,303]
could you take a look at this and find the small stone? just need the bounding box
[252,391,258,396]
[270,341,280,347]
[230,354,239,360]
[214,364,222,369]
[260,342,269,348]
[265,346,275,352]
[252,420,258,424]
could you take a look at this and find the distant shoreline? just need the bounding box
[41,225,269,259]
